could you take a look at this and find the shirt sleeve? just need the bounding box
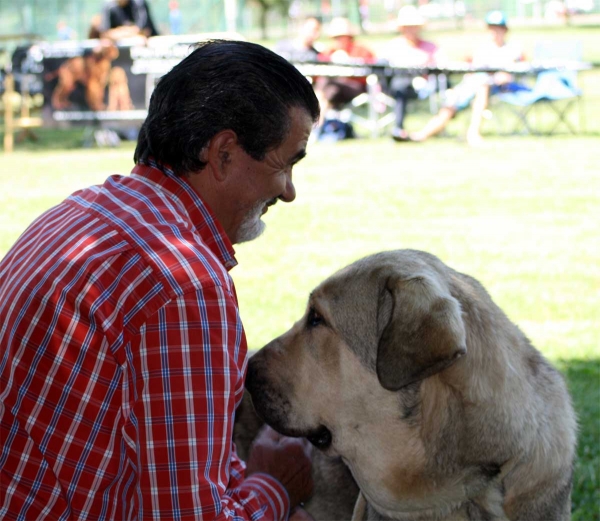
[229,444,247,489]
[126,283,290,520]
[134,0,159,36]
[99,4,112,33]
[429,43,444,66]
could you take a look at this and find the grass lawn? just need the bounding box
[1,133,598,519]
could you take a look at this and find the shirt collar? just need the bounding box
[131,160,238,271]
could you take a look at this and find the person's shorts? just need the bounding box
[315,77,367,107]
[444,73,529,112]
[443,73,487,111]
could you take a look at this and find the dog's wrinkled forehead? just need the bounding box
[313,250,451,368]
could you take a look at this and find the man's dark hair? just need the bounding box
[134,40,320,175]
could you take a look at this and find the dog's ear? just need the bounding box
[376,275,467,391]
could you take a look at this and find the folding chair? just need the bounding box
[494,41,584,135]
[349,74,396,138]
[350,73,440,138]
[495,70,582,135]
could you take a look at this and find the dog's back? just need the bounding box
[442,267,576,520]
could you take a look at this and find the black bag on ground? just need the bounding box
[318,118,355,142]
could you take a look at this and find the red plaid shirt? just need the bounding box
[0,162,289,521]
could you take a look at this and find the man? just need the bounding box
[100,0,159,40]
[382,6,441,141]
[408,11,525,145]
[0,40,319,520]
[275,16,322,62]
[313,17,375,129]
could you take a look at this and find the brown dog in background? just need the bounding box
[48,40,119,111]
[241,249,576,521]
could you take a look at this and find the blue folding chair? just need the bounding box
[495,41,584,135]
[496,69,582,135]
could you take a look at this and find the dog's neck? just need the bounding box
[359,480,507,521]
[364,500,461,521]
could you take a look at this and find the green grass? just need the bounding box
[1,135,598,519]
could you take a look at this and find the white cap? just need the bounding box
[397,5,426,27]
[328,17,359,37]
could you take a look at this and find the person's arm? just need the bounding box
[141,0,159,36]
[126,284,298,520]
[129,0,159,37]
[98,4,112,36]
[492,45,526,86]
[430,43,446,66]
[99,1,148,40]
[365,46,377,64]
[101,25,145,41]
[352,43,376,64]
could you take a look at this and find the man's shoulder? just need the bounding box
[68,174,232,296]
[419,40,438,53]
[350,42,375,60]
[355,42,374,54]
[0,176,234,343]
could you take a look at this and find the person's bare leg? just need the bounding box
[410,107,456,142]
[313,88,329,127]
[466,84,490,146]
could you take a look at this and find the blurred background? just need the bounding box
[1,0,599,40]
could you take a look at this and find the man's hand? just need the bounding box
[289,507,316,521]
[246,426,313,509]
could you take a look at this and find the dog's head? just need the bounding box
[246,250,469,516]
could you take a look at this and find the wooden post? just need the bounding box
[15,73,41,143]
[3,73,15,153]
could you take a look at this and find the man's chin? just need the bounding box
[235,219,266,244]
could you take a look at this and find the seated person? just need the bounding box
[382,6,441,141]
[99,0,159,41]
[408,11,525,145]
[313,17,376,128]
[275,16,322,62]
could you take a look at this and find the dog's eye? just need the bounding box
[307,307,325,328]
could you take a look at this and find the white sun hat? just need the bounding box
[397,5,426,27]
[328,17,359,37]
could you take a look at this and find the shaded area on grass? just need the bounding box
[557,357,600,521]
[1,127,89,151]
[0,127,137,152]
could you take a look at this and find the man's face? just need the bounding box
[224,107,313,244]
[488,24,508,46]
[301,18,321,47]
[333,35,354,53]
[400,25,421,41]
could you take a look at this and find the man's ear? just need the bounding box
[376,275,467,391]
[204,129,238,181]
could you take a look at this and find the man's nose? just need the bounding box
[279,174,296,203]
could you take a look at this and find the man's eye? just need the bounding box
[307,307,324,328]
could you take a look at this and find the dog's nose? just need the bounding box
[306,425,332,450]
